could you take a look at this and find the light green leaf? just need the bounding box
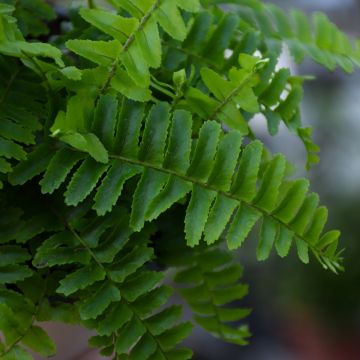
[66,39,121,66]
[111,68,152,101]
[79,8,138,42]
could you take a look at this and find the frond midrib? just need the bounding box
[110,152,327,259]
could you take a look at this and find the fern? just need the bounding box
[218,0,360,73]
[0,0,353,358]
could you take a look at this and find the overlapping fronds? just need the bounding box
[161,11,319,167]
[0,56,45,188]
[0,1,349,358]
[0,201,66,359]
[206,0,360,73]
[183,53,319,167]
[9,96,342,272]
[175,245,251,345]
[64,0,200,101]
[35,206,192,359]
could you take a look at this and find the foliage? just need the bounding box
[0,0,354,358]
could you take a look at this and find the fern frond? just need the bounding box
[32,206,193,359]
[165,13,319,167]
[0,1,351,358]
[0,56,46,188]
[65,0,200,101]
[10,96,342,271]
[208,0,360,73]
[175,245,251,345]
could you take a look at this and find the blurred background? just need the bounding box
[37,0,360,359]
[223,1,360,359]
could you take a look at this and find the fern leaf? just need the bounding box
[224,1,360,72]
[40,149,85,194]
[31,207,192,358]
[66,39,121,67]
[31,100,342,269]
[66,0,200,99]
[185,186,217,247]
[64,159,109,206]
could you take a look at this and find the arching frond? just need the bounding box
[9,97,342,272]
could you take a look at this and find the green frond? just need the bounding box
[9,96,341,271]
[65,0,200,100]
[175,245,251,345]
[0,1,350,358]
[31,206,193,358]
[208,0,360,73]
[0,55,46,188]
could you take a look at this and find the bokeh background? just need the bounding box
[37,1,360,359]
